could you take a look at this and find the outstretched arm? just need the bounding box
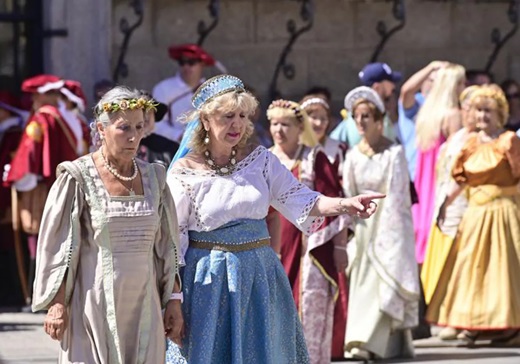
[310,193,385,219]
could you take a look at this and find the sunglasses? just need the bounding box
[178,58,201,66]
[506,92,520,100]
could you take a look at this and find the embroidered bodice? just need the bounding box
[167,146,324,262]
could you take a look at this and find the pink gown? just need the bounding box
[413,136,445,264]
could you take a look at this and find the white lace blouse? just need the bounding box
[167,146,324,263]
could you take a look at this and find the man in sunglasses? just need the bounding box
[152,43,215,143]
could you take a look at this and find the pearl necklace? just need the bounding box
[101,148,139,182]
[204,147,237,176]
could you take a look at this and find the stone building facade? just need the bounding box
[2,0,520,114]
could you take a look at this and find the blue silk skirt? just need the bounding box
[166,219,309,364]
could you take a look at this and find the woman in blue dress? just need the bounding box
[165,75,384,364]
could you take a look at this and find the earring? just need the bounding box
[204,131,210,145]
[100,134,104,141]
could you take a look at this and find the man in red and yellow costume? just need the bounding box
[4,74,88,308]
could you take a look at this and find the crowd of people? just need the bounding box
[0,42,520,363]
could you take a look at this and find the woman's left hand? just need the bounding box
[343,193,385,218]
[164,300,185,347]
[44,303,68,341]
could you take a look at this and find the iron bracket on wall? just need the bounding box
[485,0,519,72]
[197,0,220,46]
[113,0,144,82]
[370,0,405,62]
[268,0,314,101]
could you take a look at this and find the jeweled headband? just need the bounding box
[192,74,245,110]
[344,86,385,114]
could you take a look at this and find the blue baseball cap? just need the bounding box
[358,62,402,86]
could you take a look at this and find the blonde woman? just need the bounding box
[413,63,466,265]
[268,99,350,363]
[420,85,479,340]
[165,76,384,364]
[300,95,347,178]
[427,85,520,346]
[421,86,478,302]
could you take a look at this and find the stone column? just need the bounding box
[42,0,112,111]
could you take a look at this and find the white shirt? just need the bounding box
[59,102,85,154]
[167,146,324,263]
[152,73,203,143]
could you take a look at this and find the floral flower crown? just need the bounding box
[96,98,158,116]
[267,99,305,123]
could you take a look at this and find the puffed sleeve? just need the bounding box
[153,165,181,308]
[166,172,191,265]
[32,170,84,312]
[503,131,520,178]
[267,151,324,235]
[451,134,479,184]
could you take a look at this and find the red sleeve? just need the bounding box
[5,116,45,184]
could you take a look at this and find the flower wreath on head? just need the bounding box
[96,98,158,116]
[267,99,305,123]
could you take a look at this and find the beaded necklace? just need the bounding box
[101,148,139,185]
[204,147,237,176]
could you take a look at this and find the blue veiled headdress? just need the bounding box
[168,75,245,172]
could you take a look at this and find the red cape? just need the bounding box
[5,105,80,188]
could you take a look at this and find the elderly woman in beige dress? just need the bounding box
[31,86,183,363]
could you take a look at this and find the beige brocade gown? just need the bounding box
[32,156,180,364]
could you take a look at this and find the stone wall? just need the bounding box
[10,0,511,115]
[111,0,520,114]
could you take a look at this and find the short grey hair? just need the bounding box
[90,85,142,150]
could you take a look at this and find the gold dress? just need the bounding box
[427,131,520,329]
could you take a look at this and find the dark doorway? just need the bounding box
[0,0,44,95]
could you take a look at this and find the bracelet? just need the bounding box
[333,245,346,251]
[338,199,348,213]
[169,292,184,303]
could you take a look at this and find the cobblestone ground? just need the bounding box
[1,312,520,363]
